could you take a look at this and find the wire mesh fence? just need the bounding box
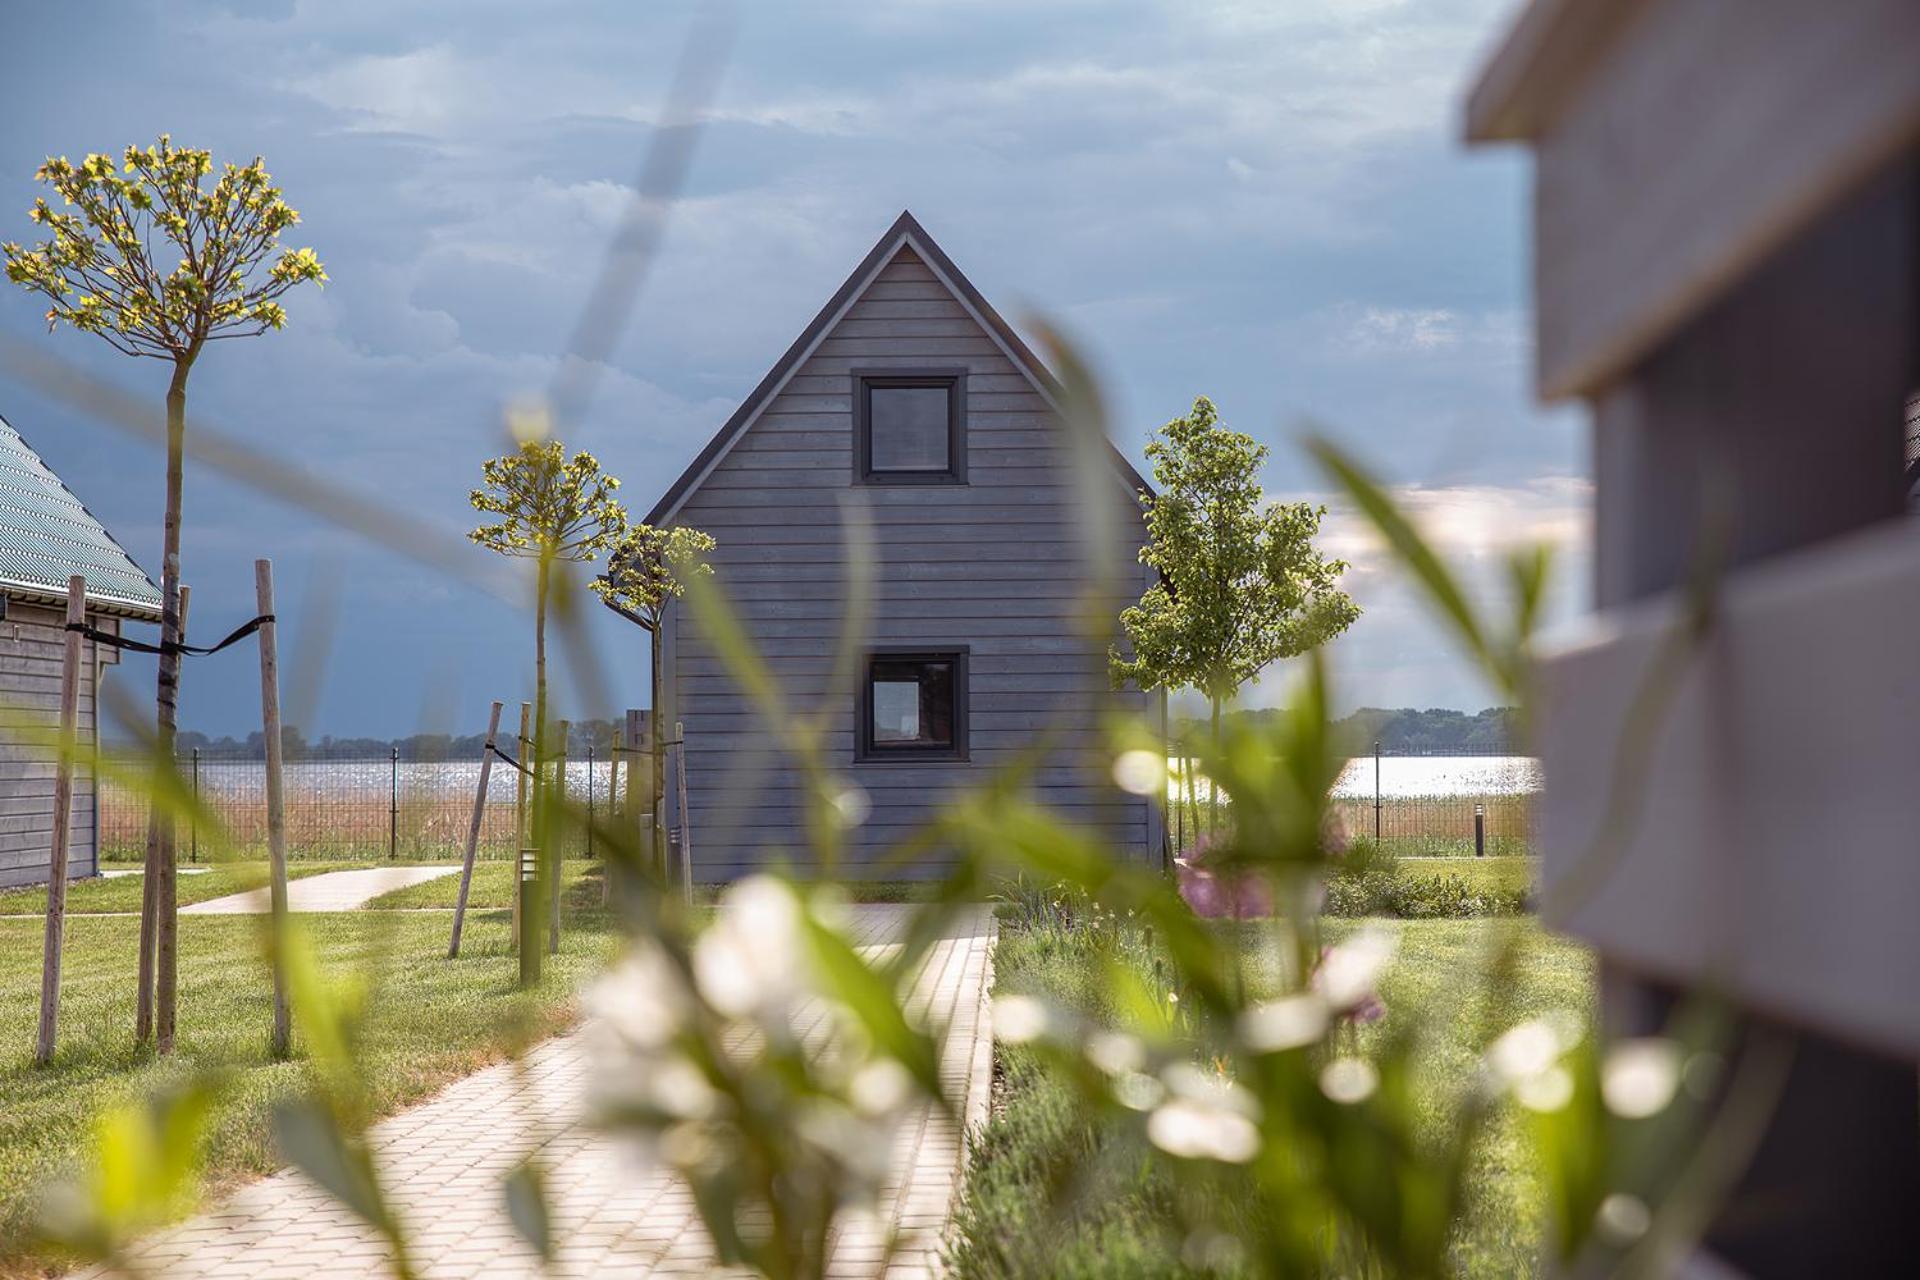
[98,749,630,862]
[1168,745,1540,858]
[103,744,1539,865]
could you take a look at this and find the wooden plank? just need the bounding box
[1525,0,1920,397]
[448,700,503,958]
[1463,0,1654,141]
[1536,519,1920,1058]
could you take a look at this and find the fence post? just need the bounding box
[1373,740,1382,843]
[388,745,399,860]
[255,559,292,1060]
[1474,803,1485,858]
[190,748,199,864]
[586,743,595,859]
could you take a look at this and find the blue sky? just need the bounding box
[0,0,1584,741]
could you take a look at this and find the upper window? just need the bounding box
[853,370,967,483]
[858,648,968,760]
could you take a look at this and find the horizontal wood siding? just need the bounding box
[0,601,101,887]
[670,246,1155,878]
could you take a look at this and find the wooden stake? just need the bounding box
[35,576,86,1065]
[550,720,567,954]
[512,701,530,946]
[675,721,692,904]
[449,700,502,959]
[255,561,292,1059]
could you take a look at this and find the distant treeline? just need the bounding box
[1177,706,1519,755]
[155,718,629,761]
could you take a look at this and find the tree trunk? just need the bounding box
[524,555,550,987]
[651,623,664,879]
[1208,695,1221,834]
[142,353,194,1052]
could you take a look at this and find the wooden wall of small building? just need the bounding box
[665,246,1161,880]
[0,600,101,888]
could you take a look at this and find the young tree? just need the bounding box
[1112,396,1359,822]
[4,137,326,1052]
[593,524,716,874]
[470,434,626,980]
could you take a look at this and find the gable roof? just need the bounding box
[646,210,1152,526]
[0,411,162,621]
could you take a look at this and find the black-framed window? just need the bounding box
[852,370,967,483]
[857,648,969,761]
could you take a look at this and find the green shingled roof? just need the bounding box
[0,411,161,620]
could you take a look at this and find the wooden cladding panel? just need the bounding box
[1526,0,1920,398]
[1537,521,1920,1058]
[0,606,102,885]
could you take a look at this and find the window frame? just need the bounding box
[856,645,970,762]
[851,368,969,484]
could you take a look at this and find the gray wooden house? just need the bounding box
[647,212,1163,878]
[0,410,161,888]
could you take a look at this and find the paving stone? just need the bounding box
[88,904,995,1278]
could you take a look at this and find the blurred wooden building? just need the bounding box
[1469,0,1919,1273]
[0,410,161,887]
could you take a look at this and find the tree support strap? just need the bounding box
[486,740,534,778]
[65,614,274,658]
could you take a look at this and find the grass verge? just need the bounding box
[0,862,367,917]
[947,912,1592,1278]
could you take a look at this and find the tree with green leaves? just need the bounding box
[470,431,626,979]
[5,136,326,1053]
[594,523,716,876]
[1112,396,1359,823]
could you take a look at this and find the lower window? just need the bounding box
[858,648,968,761]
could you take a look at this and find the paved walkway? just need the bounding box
[182,865,460,914]
[94,903,996,1279]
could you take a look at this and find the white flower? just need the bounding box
[1596,1193,1652,1245]
[1239,994,1329,1053]
[1602,1038,1682,1119]
[586,941,690,1051]
[1147,1099,1261,1164]
[1311,928,1397,1012]
[1111,749,1167,797]
[693,876,805,1020]
[1514,1065,1574,1112]
[1085,1030,1146,1077]
[1113,1071,1166,1111]
[830,783,871,829]
[850,1058,914,1117]
[1486,1018,1564,1085]
[992,995,1051,1045]
[1319,1057,1378,1104]
[647,1055,719,1120]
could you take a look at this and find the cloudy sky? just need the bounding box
[0,0,1586,741]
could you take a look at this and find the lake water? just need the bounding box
[1330,755,1540,799]
[109,753,1542,810]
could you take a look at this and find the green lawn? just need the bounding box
[0,862,366,917]
[0,891,618,1273]
[363,858,604,910]
[948,912,1592,1278]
